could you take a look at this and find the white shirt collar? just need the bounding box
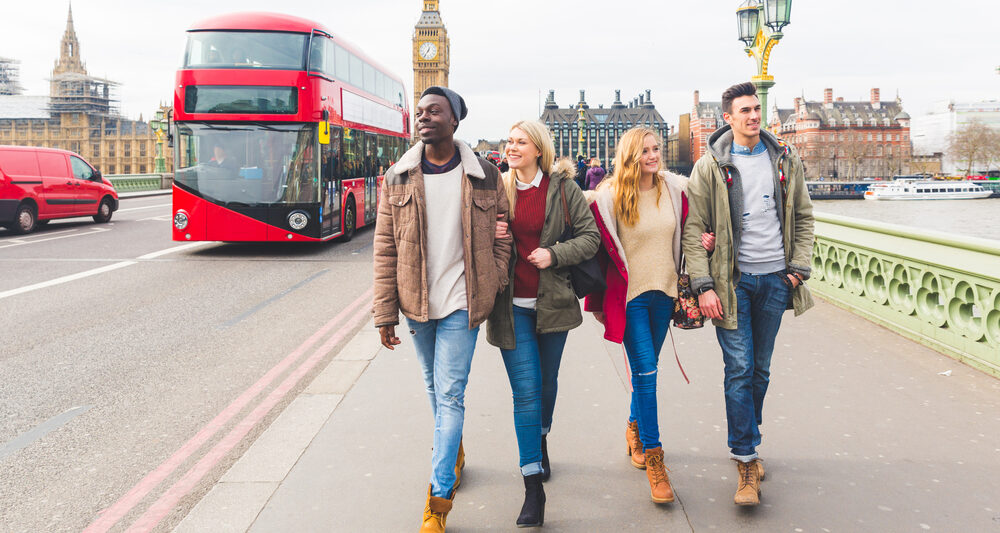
[514,167,544,190]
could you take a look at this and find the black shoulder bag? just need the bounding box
[558,180,606,298]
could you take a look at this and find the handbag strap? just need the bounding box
[667,328,691,384]
[559,179,571,229]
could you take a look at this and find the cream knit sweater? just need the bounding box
[617,186,678,302]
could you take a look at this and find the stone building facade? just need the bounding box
[0,6,169,174]
[539,89,670,168]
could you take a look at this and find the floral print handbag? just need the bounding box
[672,256,705,329]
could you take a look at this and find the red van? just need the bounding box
[0,146,118,234]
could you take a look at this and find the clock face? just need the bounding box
[419,42,438,60]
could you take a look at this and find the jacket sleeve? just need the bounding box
[493,171,514,292]
[786,148,815,279]
[681,157,715,293]
[548,181,600,268]
[372,177,400,327]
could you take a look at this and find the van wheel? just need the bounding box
[340,198,356,242]
[93,198,114,223]
[13,203,37,234]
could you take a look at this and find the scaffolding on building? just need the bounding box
[0,57,25,96]
[46,71,120,116]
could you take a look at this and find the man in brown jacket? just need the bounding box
[373,86,512,533]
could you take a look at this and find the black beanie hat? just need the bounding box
[421,86,468,129]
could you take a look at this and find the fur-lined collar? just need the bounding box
[394,140,486,178]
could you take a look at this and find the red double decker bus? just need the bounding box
[171,12,409,242]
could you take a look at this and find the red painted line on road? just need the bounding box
[83,287,374,533]
[124,296,374,533]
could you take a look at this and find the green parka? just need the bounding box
[681,126,815,330]
[486,159,600,350]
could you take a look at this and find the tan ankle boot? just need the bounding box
[453,440,465,490]
[626,421,645,469]
[420,484,453,532]
[755,458,765,481]
[734,459,761,506]
[643,447,675,503]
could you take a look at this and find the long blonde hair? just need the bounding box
[502,120,555,219]
[608,128,662,227]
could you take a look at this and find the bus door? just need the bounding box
[364,132,380,225]
[320,127,343,236]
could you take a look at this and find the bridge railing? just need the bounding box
[106,174,173,192]
[810,213,1000,377]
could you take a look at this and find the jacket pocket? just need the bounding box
[389,192,417,241]
[471,194,497,229]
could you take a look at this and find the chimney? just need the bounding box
[693,90,700,107]
[823,88,833,104]
[870,88,881,110]
[639,94,645,106]
[645,89,652,105]
[614,90,622,104]
[794,97,803,115]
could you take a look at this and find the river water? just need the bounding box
[812,198,1000,242]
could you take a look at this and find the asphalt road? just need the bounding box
[0,195,376,532]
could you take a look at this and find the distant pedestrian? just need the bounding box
[585,157,606,190]
[499,156,509,173]
[584,128,689,505]
[682,81,815,506]
[486,120,599,527]
[373,86,513,533]
[575,155,587,189]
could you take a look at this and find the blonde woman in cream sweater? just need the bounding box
[584,127,689,505]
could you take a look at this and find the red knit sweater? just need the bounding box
[511,175,550,299]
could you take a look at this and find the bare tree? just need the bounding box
[947,119,1000,176]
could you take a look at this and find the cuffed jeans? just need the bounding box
[500,305,568,476]
[406,309,479,498]
[623,290,674,451]
[716,271,790,461]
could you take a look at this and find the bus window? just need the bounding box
[334,44,350,82]
[321,127,342,235]
[342,127,362,179]
[308,36,325,75]
[185,31,308,70]
[364,133,377,177]
[349,54,363,89]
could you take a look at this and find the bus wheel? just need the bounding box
[341,198,356,242]
[12,203,37,234]
[93,197,114,223]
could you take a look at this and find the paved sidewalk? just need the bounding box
[176,299,1000,532]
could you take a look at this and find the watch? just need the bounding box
[697,286,713,295]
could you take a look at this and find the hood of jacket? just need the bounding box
[707,124,785,167]
[392,140,486,179]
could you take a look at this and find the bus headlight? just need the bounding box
[174,210,189,230]
[288,210,309,230]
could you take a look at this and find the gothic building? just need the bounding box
[539,89,670,168]
[412,0,450,138]
[0,6,170,174]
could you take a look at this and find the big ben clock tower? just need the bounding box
[412,1,450,136]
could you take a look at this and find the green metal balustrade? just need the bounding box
[810,213,1000,377]
[106,174,165,192]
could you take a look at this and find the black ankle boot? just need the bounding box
[516,473,545,528]
[540,434,551,482]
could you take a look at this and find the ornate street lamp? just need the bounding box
[149,109,168,174]
[735,0,792,127]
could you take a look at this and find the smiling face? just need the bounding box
[639,134,661,177]
[724,94,762,145]
[505,127,541,173]
[414,94,456,146]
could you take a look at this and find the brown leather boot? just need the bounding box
[734,459,761,506]
[755,458,765,481]
[626,421,645,469]
[420,484,454,533]
[643,447,675,503]
[453,440,465,490]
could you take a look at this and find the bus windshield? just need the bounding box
[174,123,318,205]
[184,31,308,70]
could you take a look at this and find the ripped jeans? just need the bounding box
[406,309,479,498]
[623,290,674,451]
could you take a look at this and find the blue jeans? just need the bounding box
[500,306,568,476]
[716,271,791,461]
[623,290,674,451]
[406,309,479,498]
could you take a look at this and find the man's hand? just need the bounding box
[698,289,724,320]
[495,214,508,240]
[379,325,401,350]
[527,248,553,269]
[701,232,716,252]
[786,273,801,288]
[592,311,606,325]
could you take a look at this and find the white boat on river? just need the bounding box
[863,179,992,200]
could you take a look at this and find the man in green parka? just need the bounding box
[682,82,815,507]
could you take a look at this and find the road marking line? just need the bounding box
[0,261,136,300]
[137,242,211,260]
[222,269,330,328]
[83,287,374,533]
[0,406,93,461]
[0,227,109,250]
[123,296,374,533]
[117,203,171,213]
[137,216,170,222]
[0,228,79,241]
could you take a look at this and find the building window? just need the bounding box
[108,143,116,157]
[124,164,131,174]
[124,142,131,157]
[139,142,147,157]
[108,165,116,174]
[140,164,147,173]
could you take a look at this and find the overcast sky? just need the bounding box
[3,0,998,143]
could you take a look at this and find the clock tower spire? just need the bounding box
[412,0,450,137]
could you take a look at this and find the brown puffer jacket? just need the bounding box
[373,141,513,329]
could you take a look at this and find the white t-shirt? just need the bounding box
[423,165,468,319]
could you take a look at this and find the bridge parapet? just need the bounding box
[107,174,173,192]
[811,213,1000,377]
